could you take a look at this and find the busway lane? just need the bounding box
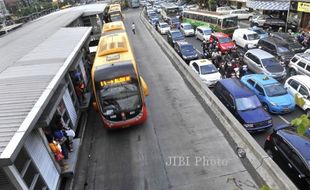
[74,8,258,190]
[157,26,307,147]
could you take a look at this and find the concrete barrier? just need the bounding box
[140,10,298,190]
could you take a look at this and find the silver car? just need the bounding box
[243,49,286,81]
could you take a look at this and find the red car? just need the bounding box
[209,32,236,53]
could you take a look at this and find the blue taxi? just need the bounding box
[241,74,295,114]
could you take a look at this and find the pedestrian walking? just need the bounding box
[132,22,135,35]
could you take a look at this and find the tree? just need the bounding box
[291,114,310,136]
[208,0,216,11]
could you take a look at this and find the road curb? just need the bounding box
[140,10,297,190]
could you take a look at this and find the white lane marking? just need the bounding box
[278,115,290,124]
[196,49,202,54]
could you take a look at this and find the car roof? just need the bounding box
[197,26,211,30]
[271,32,290,39]
[176,40,191,46]
[289,75,310,86]
[192,59,213,66]
[259,36,288,46]
[278,129,310,162]
[181,23,191,26]
[295,52,310,61]
[218,78,255,98]
[246,48,273,59]
[212,32,229,38]
[234,29,257,35]
[170,29,181,33]
[245,74,278,86]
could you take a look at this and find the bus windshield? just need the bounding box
[99,80,142,116]
[110,14,122,22]
[222,17,237,28]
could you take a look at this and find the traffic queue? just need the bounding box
[144,2,310,189]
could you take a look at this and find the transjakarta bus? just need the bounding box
[101,20,125,34]
[92,22,149,129]
[160,3,182,22]
[183,10,238,34]
[108,3,123,22]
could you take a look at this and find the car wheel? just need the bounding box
[265,149,273,159]
[263,103,269,112]
[289,69,296,76]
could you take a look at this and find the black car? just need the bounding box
[264,124,310,190]
[174,41,198,62]
[167,29,184,47]
[258,37,294,65]
[270,32,306,53]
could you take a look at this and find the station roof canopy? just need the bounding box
[0,4,98,166]
[246,0,289,10]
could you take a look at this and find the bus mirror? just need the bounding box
[140,76,149,96]
[92,102,99,112]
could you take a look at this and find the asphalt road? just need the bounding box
[74,9,258,190]
[156,20,306,147]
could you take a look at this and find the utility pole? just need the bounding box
[0,0,8,34]
[285,0,291,32]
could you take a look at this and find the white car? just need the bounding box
[180,23,195,37]
[216,6,234,14]
[195,26,212,41]
[232,29,259,49]
[229,9,253,20]
[284,75,310,116]
[189,59,221,87]
[157,22,170,34]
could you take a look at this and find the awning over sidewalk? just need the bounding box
[247,0,289,10]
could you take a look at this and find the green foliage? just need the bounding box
[260,185,274,190]
[291,114,310,136]
[184,18,209,29]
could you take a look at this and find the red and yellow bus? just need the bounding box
[92,21,148,129]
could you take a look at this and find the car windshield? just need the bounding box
[264,83,287,97]
[99,81,141,116]
[181,44,195,52]
[236,95,261,111]
[219,37,232,43]
[171,18,179,24]
[253,29,266,35]
[149,13,157,17]
[200,64,218,74]
[261,58,280,67]
[183,25,192,29]
[203,29,212,35]
[160,23,169,28]
[172,31,183,38]
[248,34,259,40]
[277,46,290,53]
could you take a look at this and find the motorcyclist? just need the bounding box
[201,40,208,54]
[239,65,248,78]
[225,62,234,78]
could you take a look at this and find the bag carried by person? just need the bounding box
[55,152,64,161]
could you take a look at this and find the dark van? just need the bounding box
[214,78,272,132]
